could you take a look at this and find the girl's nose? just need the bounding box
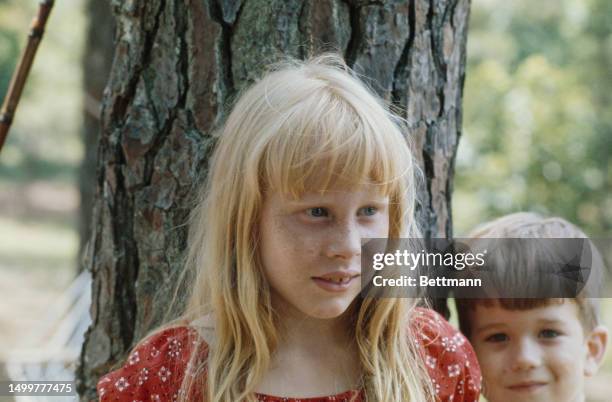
[325,220,362,260]
[509,338,541,371]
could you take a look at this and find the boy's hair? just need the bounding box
[456,212,602,338]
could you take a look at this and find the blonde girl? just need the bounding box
[97,54,481,402]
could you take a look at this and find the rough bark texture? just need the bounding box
[78,0,116,270]
[77,0,471,399]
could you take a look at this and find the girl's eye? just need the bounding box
[485,333,509,343]
[539,329,561,339]
[360,206,378,216]
[306,207,329,218]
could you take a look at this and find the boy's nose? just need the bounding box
[325,220,362,260]
[510,338,541,371]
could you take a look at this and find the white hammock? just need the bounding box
[5,270,91,402]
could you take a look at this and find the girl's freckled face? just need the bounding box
[258,184,390,319]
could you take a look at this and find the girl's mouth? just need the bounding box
[311,274,359,292]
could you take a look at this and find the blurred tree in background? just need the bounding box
[0,0,84,275]
[0,19,18,100]
[0,0,114,272]
[454,0,612,236]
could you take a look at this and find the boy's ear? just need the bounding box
[584,325,608,377]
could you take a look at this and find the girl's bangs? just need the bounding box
[261,89,409,199]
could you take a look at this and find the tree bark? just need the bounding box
[78,0,115,272]
[77,0,470,399]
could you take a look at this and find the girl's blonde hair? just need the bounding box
[160,54,433,402]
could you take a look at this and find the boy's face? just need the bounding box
[468,301,603,402]
[258,184,389,320]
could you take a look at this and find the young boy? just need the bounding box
[455,212,608,402]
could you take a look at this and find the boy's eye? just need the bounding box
[360,206,378,216]
[306,207,329,218]
[539,329,561,339]
[485,333,508,343]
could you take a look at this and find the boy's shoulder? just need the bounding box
[411,307,482,401]
[97,326,208,401]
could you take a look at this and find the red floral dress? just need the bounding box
[97,308,481,401]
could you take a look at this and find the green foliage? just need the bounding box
[0,0,85,279]
[0,29,18,98]
[455,0,612,236]
[0,0,85,184]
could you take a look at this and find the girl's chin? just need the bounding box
[306,299,358,319]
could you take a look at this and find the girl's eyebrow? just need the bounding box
[284,196,389,206]
[288,190,389,200]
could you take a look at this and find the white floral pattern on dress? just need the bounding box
[452,332,466,347]
[167,337,182,358]
[128,351,140,365]
[114,377,129,392]
[432,378,441,394]
[137,367,149,386]
[426,355,438,369]
[441,336,458,352]
[158,366,171,382]
[448,364,461,378]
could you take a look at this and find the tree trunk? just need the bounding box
[77,0,470,399]
[78,0,115,272]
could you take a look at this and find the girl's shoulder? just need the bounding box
[411,307,482,402]
[97,310,480,401]
[97,325,209,402]
[411,306,465,340]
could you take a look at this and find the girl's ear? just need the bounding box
[584,325,608,377]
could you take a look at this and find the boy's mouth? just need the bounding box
[506,381,547,392]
